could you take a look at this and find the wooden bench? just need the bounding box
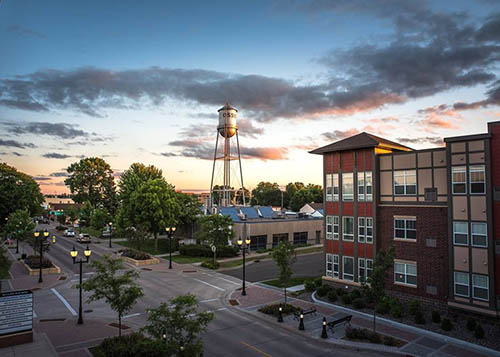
[327,315,352,332]
[293,307,316,320]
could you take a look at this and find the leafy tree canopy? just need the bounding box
[250,182,282,206]
[195,214,233,246]
[271,241,296,302]
[3,209,35,242]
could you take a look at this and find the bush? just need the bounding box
[352,298,365,309]
[466,317,477,331]
[345,327,383,344]
[0,247,12,279]
[408,299,420,316]
[179,244,238,258]
[431,311,441,323]
[316,284,331,297]
[313,277,322,288]
[256,248,268,254]
[304,279,316,292]
[24,255,52,269]
[93,332,166,357]
[121,249,151,260]
[376,301,390,315]
[341,294,353,305]
[383,336,398,346]
[55,225,66,231]
[441,318,453,331]
[367,330,382,344]
[201,260,219,270]
[390,304,403,318]
[327,290,337,303]
[350,289,361,300]
[474,324,484,339]
[258,303,300,317]
[336,287,346,296]
[414,311,426,324]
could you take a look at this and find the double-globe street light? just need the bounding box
[165,226,176,269]
[108,222,113,248]
[70,245,92,325]
[33,230,50,283]
[237,237,251,296]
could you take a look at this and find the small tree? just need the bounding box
[361,247,394,332]
[271,241,296,303]
[142,294,214,355]
[125,225,150,251]
[57,214,66,225]
[4,209,35,251]
[196,214,233,246]
[81,255,144,337]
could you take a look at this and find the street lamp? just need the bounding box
[237,237,251,296]
[70,245,92,324]
[108,222,113,248]
[33,230,49,283]
[165,227,176,269]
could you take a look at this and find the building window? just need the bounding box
[326,254,333,277]
[357,172,373,202]
[250,235,267,251]
[343,256,354,281]
[366,172,372,201]
[293,232,308,246]
[469,165,485,194]
[452,166,466,194]
[333,254,339,278]
[342,217,354,241]
[333,174,339,201]
[326,174,333,201]
[394,170,416,195]
[358,172,365,201]
[358,258,373,282]
[472,275,489,301]
[366,218,373,243]
[326,216,333,240]
[272,233,288,247]
[358,217,365,243]
[394,261,417,286]
[453,221,468,245]
[454,271,469,297]
[333,216,339,239]
[471,222,487,247]
[394,218,416,240]
[342,173,354,201]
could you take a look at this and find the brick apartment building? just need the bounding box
[310,121,500,317]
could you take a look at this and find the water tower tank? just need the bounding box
[217,103,238,138]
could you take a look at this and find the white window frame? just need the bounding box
[453,221,468,246]
[366,172,373,201]
[394,261,417,287]
[358,217,365,243]
[366,218,373,244]
[469,165,485,194]
[333,216,339,240]
[471,222,487,247]
[452,166,467,194]
[454,271,469,298]
[394,218,416,240]
[333,254,339,278]
[333,174,339,201]
[367,259,373,277]
[326,174,333,201]
[343,256,354,281]
[342,173,354,201]
[394,170,416,195]
[358,172,365,201]
[472,274,489,301]
[342,216,354,241]
[326,253,333,277]
[326,216,333,240]
[358,258,373,282]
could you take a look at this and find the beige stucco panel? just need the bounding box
[380,171,393,195]
[418,169,432,195]
[454,246,469,271]
[380,196,393,202]
[394,196,417,202]
[469,152,485,164]
[393,153,416,169]
[471,248,488,274]
[468,140,484,152]
[451,142,466,153]
[470,196,487,221]
[433,150,446,166]
[379,156,392,170]
[453,196,468,220]
[434,168,447,195]
[418,152,432,167]
[452,154,466,165]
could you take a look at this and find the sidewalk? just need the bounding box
[1,332,58,357]
[229,284,500,357]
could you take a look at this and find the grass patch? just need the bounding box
[170,255,206,264]
[261,276,316,288]
[78,226,102,238]
[295,246,323,255]
[218,255,268,269]
[118,239,175,255]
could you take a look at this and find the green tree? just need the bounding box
[196,214,233,246]
[64,208,79,225]
[81,255,144,337]
[4,209,35,251]
[90,207,111,230]
[56,214,66,225]
[0,163,44,226]
[361,247,395,332]
[176,193,201,239]
[250,182,282,206]
[125,225,150,252]
[78,201,94,227]
[142,295,214,356]
[65,157,117,215]
[235,187,250,205]
[211,185,236,206]
[289,189,312,212]
[271,241,296,303]
[285,182,305,208]
[0,247,12,280]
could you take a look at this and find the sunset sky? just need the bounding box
[1,0,500,194]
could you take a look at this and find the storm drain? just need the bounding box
[84,309,93,313]
[40,318,66,323]
[59,276,67,280]
[229,300,239,306]
[182,270,197,273]
[141,268,152,271]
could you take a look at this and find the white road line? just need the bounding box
[200,298,219,303]
[191,278,225,291]
[216,307,227,312]
[122,312,141,319]
[189,307,227,317]
[51,288,77,316]
[214,276,240,285]
[33,310,37,318]
[70,278,88,283]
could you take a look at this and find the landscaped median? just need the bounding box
[21,255,61,275]
[119,249,160,266]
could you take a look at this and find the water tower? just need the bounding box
[209,103,246,208]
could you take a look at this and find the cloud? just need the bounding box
[452,80,500,111]
[0,139,36,149]
[322,129,360,141]
[6,24,46,39]
[11,152,23,157]
[32,176,52,181]
[49,171,69,177]
[42,153,73,159]
[397,136,443,146]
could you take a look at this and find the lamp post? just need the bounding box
[277,304,283,323]
[165,227,176,269]
[108,222,113,248]
[33,230,49,283]
[70,245,92,324]
[237,237,251,296]
[321,317,328,338]
[298,311,305,330]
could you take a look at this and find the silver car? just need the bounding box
[77,233,91,244]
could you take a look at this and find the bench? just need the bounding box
[294,307,316,321]
[327,315,352,332]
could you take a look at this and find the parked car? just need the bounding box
[101,230,111,238]
[77,233,91,244]
[64,229,75,237]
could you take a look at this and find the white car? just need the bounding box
[64,229,75,237]
[77,233,91,244]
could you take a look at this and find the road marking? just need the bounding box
[241,341,271,357]
[200,298,219,303]
[216,307,227,312]
[33,310,37,318]
[189,307,226,317]
[51,288,77,316]
[70,278,88,283]
[213,275,240,285]
[191,278,225,291]
[122,312,141,319]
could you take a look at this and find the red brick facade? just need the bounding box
[489,123,500,297]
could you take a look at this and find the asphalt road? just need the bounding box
[221,252,325,283]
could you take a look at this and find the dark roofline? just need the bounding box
[444,133,490,143]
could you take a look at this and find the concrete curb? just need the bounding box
[311,292,500,357]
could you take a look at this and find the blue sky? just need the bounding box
[1,0,500,194]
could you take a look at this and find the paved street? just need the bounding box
[221,252,324,282]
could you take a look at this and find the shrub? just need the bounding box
[93,332,166,357]
[390,304,403,318]
[431,311,441,323]
[352,298,365,309]
[201,260,219,270]
[408,299,420,316]
[327,291,337,303]
[414,311,426,324]
[55,225,66,231]
[341,294,352,305]
[256,248,268,254]
[350,289,361,300]
[376,301,390,315]
[121,249,151,260]
[336,287,346,296]
[474,324,485,339]
[367,330,381,344]
[304,279,316,292]
[383,336,398,346]
[313,277,322,288]
[466,317,477,331]
[316,284,331,298]
[258,303,300,317]
[441,318,453,331]
[24,255,52,269]
[179,244,238,258]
